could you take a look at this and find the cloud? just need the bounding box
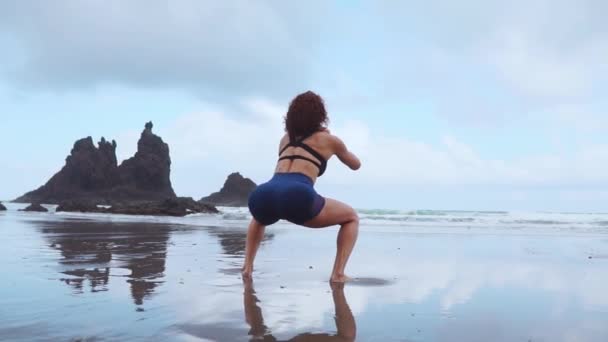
[368,0,608,125]
[156,98,285,197]
[481,27,608,100]
[2,0,607,131]
[0,1,329,97]
[119,98,608,202]
[550,103,608,133]
[328,122,608,188]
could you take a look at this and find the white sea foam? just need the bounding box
[210,206,608,234]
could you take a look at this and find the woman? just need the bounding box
[243,91,361,283]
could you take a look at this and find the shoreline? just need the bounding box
[1,206,607,341]
[2,201,608,238]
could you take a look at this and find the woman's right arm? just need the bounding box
[333,136,361,170]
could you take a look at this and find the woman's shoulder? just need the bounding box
[318,129,340,143]
[316,128,336,140]
[315,131,345,153]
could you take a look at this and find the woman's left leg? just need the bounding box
[242,218,266,278]
[302,198,359,282]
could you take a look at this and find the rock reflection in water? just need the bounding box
[61,267,110,293]
[39,220,174,306]
[207,228,274,275]
[207,229,274,256]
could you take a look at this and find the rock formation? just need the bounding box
[57,197,218,217]
[15,122,176,204]
[200,172,257,207]
[112,122,175,201]
[20,203,48,212]
[0,202,6,211]
[40,219,172,306]
[106,197,218,216]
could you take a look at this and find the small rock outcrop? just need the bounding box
[0,202,6,211]
[56,197,218,217]
[200,172,257,207]
[56,200,103,213]
[20,203,48,212]
[15,122,176,204]
[107,197,219,217]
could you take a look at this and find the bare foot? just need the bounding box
[330,274,352,283]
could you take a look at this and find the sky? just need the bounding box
[1,0,608,211]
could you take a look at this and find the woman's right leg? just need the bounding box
[303,198,359,283]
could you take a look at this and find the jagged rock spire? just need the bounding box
[15,122,175,204]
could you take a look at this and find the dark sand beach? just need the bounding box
[1,203,607,341]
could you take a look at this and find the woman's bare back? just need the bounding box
[275,131,360,182]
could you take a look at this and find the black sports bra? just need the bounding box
[278,131,328,176]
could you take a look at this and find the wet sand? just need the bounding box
[1,205,607,341]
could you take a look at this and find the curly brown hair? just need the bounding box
[284,91,328,141]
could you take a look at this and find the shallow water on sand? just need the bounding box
[1,205,608,341]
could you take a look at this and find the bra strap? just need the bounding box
[278,155,322,170]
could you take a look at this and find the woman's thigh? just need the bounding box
[302,198,357,228]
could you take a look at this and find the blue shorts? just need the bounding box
[248,172,326,225]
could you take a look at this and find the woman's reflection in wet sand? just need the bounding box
[243,278,356,342]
